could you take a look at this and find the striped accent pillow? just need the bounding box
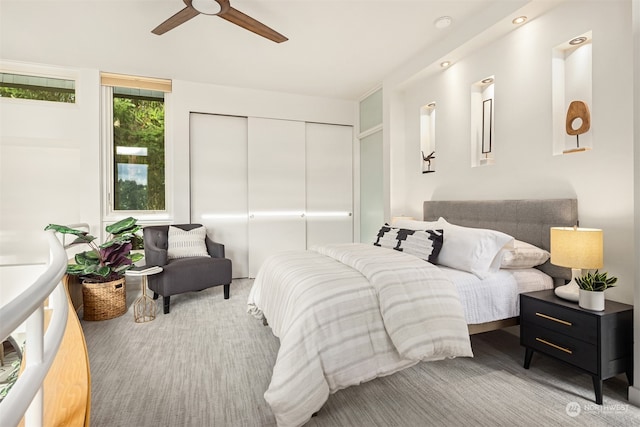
[374,225,443,263]
[167,226,209,259]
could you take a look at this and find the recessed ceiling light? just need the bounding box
[569,36,588,45]
[440,61,451,68]
[434,16,453,29]
[481,78,494,84]
[512,16,527,25]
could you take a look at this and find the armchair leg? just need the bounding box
[223,284,230,299]
[153,292,159,300]
[163,296,170,314]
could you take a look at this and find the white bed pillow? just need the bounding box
[374,225,444,263]
[436,218,514,279]
[500,240,550,269]
[392,218,442,230]
[167,225,209,259]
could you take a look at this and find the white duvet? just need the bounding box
[247,243,473,427]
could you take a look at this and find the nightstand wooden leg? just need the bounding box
[524,348,534,369]
[591,375,603,404]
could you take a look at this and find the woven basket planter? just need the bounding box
[82,278,127,321]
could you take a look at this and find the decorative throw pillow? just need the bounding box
[374,225,444,263]
[167,225,209,259]
[500,240,550,269]
[392,218,442,231]
[436,218,514,279]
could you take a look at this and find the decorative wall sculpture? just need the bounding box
[422,150,435,173]
[564,100,591,153]
[420,102,436,173]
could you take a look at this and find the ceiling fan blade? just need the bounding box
[219,7,288,43]
[152,6,200,35]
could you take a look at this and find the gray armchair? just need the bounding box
[143,224,232,314]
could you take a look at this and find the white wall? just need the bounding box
[0,62,101,266]
[386,1,635,305]
[0,61,355,308]
[0,61,101,311]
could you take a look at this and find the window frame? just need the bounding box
[0,72,76,103]
[0,62,79,107]
[100,81,172,223]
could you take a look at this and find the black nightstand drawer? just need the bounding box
[522,323,597,373]
[521,290,633,405]
[521,295,597,344]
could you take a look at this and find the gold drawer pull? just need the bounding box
[535,312,572,326]
[536,337,573,354]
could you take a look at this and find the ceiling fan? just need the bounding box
[152,0,288,43]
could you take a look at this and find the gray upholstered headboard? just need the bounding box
[423,199,578,282]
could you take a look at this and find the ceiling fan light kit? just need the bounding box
[152,0,288,43]
[191,0,222,15]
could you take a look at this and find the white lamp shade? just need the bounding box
[550,227,603,269]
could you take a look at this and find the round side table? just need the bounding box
[125,266,163,323]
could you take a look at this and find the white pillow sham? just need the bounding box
[392,218,442,231]
[500,239,550,269]
[167,225,209,259]
[436,218,514,279]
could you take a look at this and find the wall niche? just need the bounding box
[420,101,436,173]
[471,76,495,167]
[552,31,593,155]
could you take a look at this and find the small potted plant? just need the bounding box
[45,217,144,320]
[575,270,617,311]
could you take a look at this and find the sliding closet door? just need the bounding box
[306,123,353,246]
[248,117,306,277]
[190,113,249,278]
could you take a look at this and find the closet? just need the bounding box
[190,113,353,278]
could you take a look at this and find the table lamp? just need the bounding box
[550,226,603,302]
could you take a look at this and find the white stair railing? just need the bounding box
[0,230,68,427]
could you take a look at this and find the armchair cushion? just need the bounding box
[167,225,209,259]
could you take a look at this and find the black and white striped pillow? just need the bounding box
[374,225,444,263]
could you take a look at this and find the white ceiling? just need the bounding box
[0,0,536,100]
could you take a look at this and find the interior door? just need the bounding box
[360,130,384,243]
[305,122,353,246]
[190,113,249,278]
[248,117,306,277]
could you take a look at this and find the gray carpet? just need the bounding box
[80,278,640,427]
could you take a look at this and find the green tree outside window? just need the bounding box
[112,92,165,211]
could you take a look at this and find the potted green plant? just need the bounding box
[45,217,144,320]
[575,270,617,311]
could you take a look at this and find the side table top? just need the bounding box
[125,266,163,276]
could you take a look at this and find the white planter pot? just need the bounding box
[578,289,605,311]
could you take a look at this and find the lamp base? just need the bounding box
[554,280,579,302]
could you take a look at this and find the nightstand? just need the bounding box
[520,290,633,404]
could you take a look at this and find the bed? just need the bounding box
[423,198,577,334]
[248,198,578,427]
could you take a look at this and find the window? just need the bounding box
[0,72,75,103]
[101,73,171,214]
